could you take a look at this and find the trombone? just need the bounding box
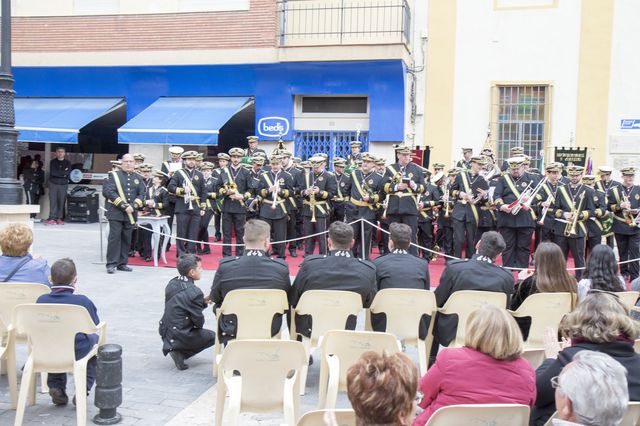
[564,191,586,237]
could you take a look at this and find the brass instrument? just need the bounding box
[537,193,555,226]
[564,191,586,237]
[183,182,194,210]
[443,184,451,218]
[309,185,317,223]
[381,172,403,220]
[622,195,639,227]
[271,177,280,210]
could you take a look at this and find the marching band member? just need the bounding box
[608,167,640,281]
[551,165,595,280]
[167,151,205,257]
[582,174,607,258]
[281,149,302,258]
[196,162,218,255]
[596,165,621,248]
[331,157,351,223]
[455,147,473,169]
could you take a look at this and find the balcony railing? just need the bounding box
[277,0,411,47]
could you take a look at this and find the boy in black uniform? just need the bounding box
[281,149,302,258]
[552,165,595,281]
[455,147,473,169]
[159,254,215,371]
[537,162,564,243]
[582,174,607,258]
[596,165,621,248]
[331,157,351,223]
[167,151,205,257]
[102,153,146,274]
[417,170,441,260]
[257,154,294,259]
[216,148,252,257]
[196,162,218,255]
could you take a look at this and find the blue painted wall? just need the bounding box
[13,60,405,143]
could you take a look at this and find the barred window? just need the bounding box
[494,85,549,171]
[294,130,369,164]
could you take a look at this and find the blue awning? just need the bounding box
[15,97,125,144]
[117,96,252,145]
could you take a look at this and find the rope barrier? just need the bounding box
[133,218,640,272]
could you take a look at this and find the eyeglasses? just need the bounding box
[415,391,424,404]
[550,376,560,389]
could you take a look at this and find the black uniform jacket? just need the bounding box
[167,167,205,214]
[283,165,302,211]
[296,169,337,218]
[418,183,440,222]
[159,276,211,356]
[216,165,253,214]
[494,172,542,228]
[433,254,514,346]
[608,184,640,235]
[450,170,489,224]
[551,184,595,238]
[210,250,290,343]
[289,249,376,337]
[102,170,146,222]
[348,169,383,220]
[257,170,295,220]
[372,249,430,291]
[382,162,425,216]
[333,172,352,203]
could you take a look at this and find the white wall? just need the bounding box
[607,0,640,182]
[450,0,582,165]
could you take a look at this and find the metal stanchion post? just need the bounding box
[93,207,107,265]
[360,219,366,261]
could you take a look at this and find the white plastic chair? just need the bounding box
[426,404,530,426]
[215,339,307,426]
[212,289,289,377]
[509,292,573,348]
[437,290,507,348]
[615,291,640,311]
[521,348,545,370]
[290,290,363,395]
[12,303,106,426]
[0,321,17,408]
[0,282,51,397]
[297,409,356,426]
[366,288,437,376]
[318,330,401,410]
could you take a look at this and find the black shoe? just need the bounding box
[201,248,211,255]
[289,250,297,258]
[278,255,286,260]
[117,265,133,272]
[128,251,135,257]
[215,234,222,242]
[308,355,314,366]
[106,267,115,274]
[196,247,203,255]
[144,256,152,262]
[49,388,68,406]
[170,351,189,370]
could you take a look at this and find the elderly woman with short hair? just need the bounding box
[533,292,640,425]
[412,304,536,425]
[346,351,419,426]
[0,223,50,284]
[553,350,629,426]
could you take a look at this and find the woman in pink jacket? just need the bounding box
[413,304,536,425]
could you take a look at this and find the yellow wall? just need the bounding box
[423,0,457,168]
[575,0,614,167]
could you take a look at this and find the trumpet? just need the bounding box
[509,178,546,215]
[271,178,280,210]
[309,186,317,223]
[443,185,451,218]
[622,195,639,227]
[564,191,585,237]
[183,182,194,210]
[537,193,555,225]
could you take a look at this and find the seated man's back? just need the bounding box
[373,223,430,290]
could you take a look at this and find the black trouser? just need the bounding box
[262,216,287,257]
[586,234,602,259]
[48,182,67,220]
[376,220,390,255]
[452,219,476,259]
[304,216,327,255]
[386,214,418,255]
[474,226,492,246]
[176,212,201,257]
[331,202,347,224]
[222,212,246,257]
[418,221,434,259]
[138,227,153,259]
[107,219,133,269]
[214,210,222,239]
[350,214,375,259]
[540,227,554,244]
[197,210,214,252]
[499,226,534,269]
[605,234,615,248]
[287,209,298,253]
[436,222,454,256]
[24,189,40,218]
[553,234,586,281]
[616,232,640,281]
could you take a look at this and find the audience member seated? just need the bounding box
[431,231,514,354]
[373,223,430,291]
[552,351,629,426]
[434,231,514,308]
[347,351,418,426]
[511,242,577,310]
[159,254,215,371]
[533,292,640,425]
[576,244,626,301]
[289,221,376,335]
[414,304,535,425]
[0,223,50,284]
[36,258,99,406]
[209,219,290,344]
[632,277,640,321]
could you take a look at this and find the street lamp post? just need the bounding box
[0,0,22,205]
